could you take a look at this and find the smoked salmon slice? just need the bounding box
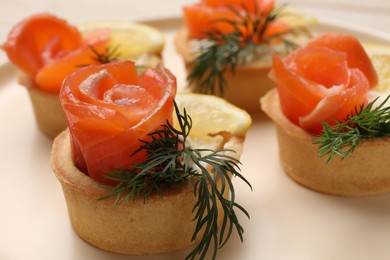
[269,33,374,134]
[2,13,110,93]
[305,33,378,87]
[299,69,369,133]
[60,61,177,185]
[183,5,238,39]
[202,0,274,13]
[183,0,287,40]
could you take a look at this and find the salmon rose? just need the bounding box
[269,33,377,134]
[2,13,109,93]
[59,61,177,184]
[183,0,282,40]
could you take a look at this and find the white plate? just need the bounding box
[1,17,390,260]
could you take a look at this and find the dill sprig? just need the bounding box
[99,100,252,260]
[187,150,251,260]
[90,44,121,64]
[98,101,193,203]
[187,4,308,95]
[314,95,390,162]
[77,45,121,67]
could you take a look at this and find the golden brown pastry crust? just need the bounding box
[174,27,274,113]
[18,73,67,139]
[51,129,245,254]
[261,89,390,197]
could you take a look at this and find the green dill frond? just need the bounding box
[76,44,121,67]
[90,44,121,64]
[314,95,390,163]
[186,149,251,260]
[187,4,308,95]
[99,100,252,260]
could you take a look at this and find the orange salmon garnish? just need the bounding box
[270,33,374,134]
[2,13,110,93]
[183,0,283,40]
[60,61,177,185]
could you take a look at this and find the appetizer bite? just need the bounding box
[174,0,315,112]
[51,61,252,257]
[261,32,390,197]
[2,13,164,138]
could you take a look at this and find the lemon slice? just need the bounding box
[364,43,390,91]
[279,7,318,28]
[77,20,164,59]
[174,93,252,137]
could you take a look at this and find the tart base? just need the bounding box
[19,74,67,139]
[174,28,274,113]
[261,89,390,197]
[51,129,244,254]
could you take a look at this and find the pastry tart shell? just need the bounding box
[51,129,244,254]
[174,28,274,113]
[18,73,67,139]
[261,89,390,197]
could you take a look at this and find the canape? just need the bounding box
[261,32,390,197]
[51,61,252,257]
[2,13,164,138]
[174,0,315,112]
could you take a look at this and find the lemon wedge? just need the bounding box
[279,7,318,28]
[174,93,252,137]
[364,43,390,91]
[77,20,164,60]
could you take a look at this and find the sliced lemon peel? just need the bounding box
[364,43,390,92]
[77,20,165,59]
[174,93,252,137]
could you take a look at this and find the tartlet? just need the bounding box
[261,32,390,197]
[261,89,390,197]
[51,60,251,256]
[18,74,68,138]
[174,0,315,112]
[175,28,276,112]
[51,129,245,254]
[2,13,164,138]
